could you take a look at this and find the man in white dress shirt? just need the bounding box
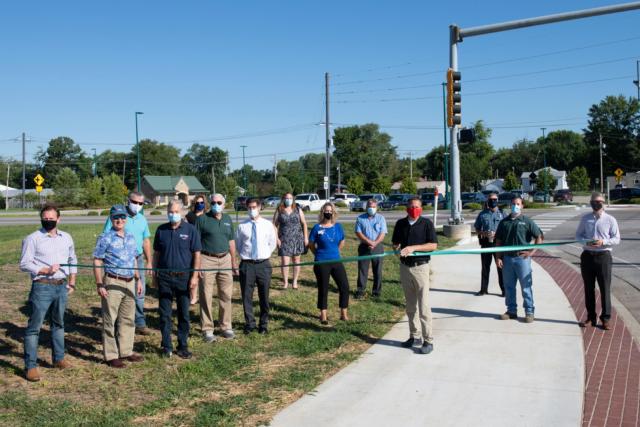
[235,198,277,334]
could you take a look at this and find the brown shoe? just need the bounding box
[54,359,72,369]
[25,367,41,382]
[578,318,597,328]
[499,312,517,320]
[123,353,144,363]
[135,327,152,336]
[524,314,535,323]
[602,320,611,330]
[106,358,126,368]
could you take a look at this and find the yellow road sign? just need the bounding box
[34,174,44,186]
[35,185,43,193]
[614,168,624,177]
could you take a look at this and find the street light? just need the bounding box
[135,112,144,191]
[541,127,547,202]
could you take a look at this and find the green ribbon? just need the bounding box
[61,240,583,273]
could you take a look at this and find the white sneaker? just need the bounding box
[221,329,236,339]
[412,337,423,348]
[203,332,217,343]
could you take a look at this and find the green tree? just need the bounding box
[346,175,364,195]
[181,144,228,193]
[459,121,495,191]
[36,137,91,182]
[96,150,128,182]
[82,177,104,207]
[371,175,392,195]
[131,139,181,188]
[567,166,590,192]
[536,168,555,195]
[274,176,293,195]
[538,130,587,172]
[333,124,398,190]
[502,171,520,191]
[400,177,417,194]
[52,167,80,206]
[490,139,538,179]
[219,176,239,203]
[421,146,446,180]
[103,173,125,205]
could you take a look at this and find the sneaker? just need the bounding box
[420,342,434,355]
[53,359,72,369]
[354,292,364,300]
[25,367,40,382]
[161,349,173,359]
[176,349,192,359]
[401,337,415,348]
[524,314,535,323]
[499,312,517,320]
[203,332,217,343]
[221,329,236,339]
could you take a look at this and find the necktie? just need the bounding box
[251,221,258,260]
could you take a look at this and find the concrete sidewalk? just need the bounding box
[271,243,584,427]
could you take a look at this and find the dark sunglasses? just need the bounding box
[112,214,127,220]
[212,201,224,205]
[129,199,144,206]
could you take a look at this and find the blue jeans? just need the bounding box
[24,283,68,369]
[503,255,534,315]
[135,254,147,327]
[157,274,190,352]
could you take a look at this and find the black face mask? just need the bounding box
[487,199,498,208]
[41,219,57,231]
[323,212,333,220]
[590,201,604,211]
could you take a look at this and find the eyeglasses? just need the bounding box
[112,214,127,221]
[212,201,224,205]
[129,199,144,206]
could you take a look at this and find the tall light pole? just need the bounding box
[135,112,144,191]
[92,148,97,177]
[324,72,331,201]
[441,82,450,209]
[240,145,248,192]
[634,59,639,100]
[541,127,547,202]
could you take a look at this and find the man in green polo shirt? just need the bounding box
[195,193,238,342]
[495,196,543,323]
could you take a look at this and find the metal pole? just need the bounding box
[409,152,413,182]
[599,133,604,193]
[122,156,126,184]
[449,26,462,223]
[273,154,277,183]
[541,128,547,202]
[325,72,331,201]
[634,59,639,100]
[135,112,143,191]
[441,82,450,209]
[92,148,97,177]
[337,161,341,192]
[21,132,26,209]
[5,162,9,211]
[241,145,247,192]
[211,164,216,194]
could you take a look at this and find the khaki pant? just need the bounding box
[399,263,433,344]
[199,253,234,332]
[101,275,136,361]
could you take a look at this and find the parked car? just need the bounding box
[350,194,387,211]
[263,196,281,207]
[294,193,325,211]
[532,191,548,203]
[553,189,573,203]
[461,192,487,208]
[420,193,448,209]
[332,193,358,206]
[380,194,416,210]
[233,196,254,211]
[497,192,515,206]
[609,187,640,201]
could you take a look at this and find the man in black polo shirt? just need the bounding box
[392,197,438,355]
[152,200,202,359]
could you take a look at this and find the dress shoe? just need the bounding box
[161,349,173,359]
[578,318,597,328]
[135,327,152,336]
[25,367,40,382]
[420,343,434,355]
[524,314,535,323]
[354,292,364,300]
[176,349,192,359]
[258,327,268,335]
[54,359,72,369]
[475,290,487,296]
[123,353,144,363]
[499,312,517,320]
[106,359,126,368]
[602,320,611,330]
[243,327,256,335]
[401,337,415,348]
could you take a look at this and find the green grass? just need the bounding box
[0,222,454,426]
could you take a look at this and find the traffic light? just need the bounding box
[446,68,461,127]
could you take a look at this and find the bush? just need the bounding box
[523,202,549,209]
[465,203,483,211]
[393,205,407,211]
[150,210,163,215]
[334,201,349,208]
[87,211,99,216]
[613,198,640,204]
[100,209,110,216]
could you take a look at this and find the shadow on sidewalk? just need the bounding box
[433,307,579,325]
[430,287,477,296]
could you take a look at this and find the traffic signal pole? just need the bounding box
[448,27,462,224]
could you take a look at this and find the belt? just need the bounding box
[241,259,267,264]
[401,259,429,267]
[160,271,187,277]
[583,250,611,256]
[105,272,134,282]
[202,251,229,258]
[33,278,66,285]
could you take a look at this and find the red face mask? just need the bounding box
[407,206,422,219]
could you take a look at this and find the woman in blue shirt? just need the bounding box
[309,202,350,324]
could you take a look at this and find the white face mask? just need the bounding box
[249,208,259,219]
[128,201,142,214]
[367,207,377,216]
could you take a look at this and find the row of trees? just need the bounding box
[4,94,638,201]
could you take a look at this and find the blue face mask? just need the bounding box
[367,207,377,216]
[211,203,223,214]
[195,202,206,212]
[168,213,181,223]
[284,198,293,207]
[511,204,521,215]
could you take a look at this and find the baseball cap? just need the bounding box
[109,204,127,218]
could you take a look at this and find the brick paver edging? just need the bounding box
[534,252,640,427]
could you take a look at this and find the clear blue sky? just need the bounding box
[1,1,639,172]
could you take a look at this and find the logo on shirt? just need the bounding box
[179,234,189,240]
[318,229,325,235]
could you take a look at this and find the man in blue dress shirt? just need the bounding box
[473,193,505,296]
[355,198,387,298]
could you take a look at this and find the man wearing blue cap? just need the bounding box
[93,204,143,368]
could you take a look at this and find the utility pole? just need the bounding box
[135,112,144,191]
[441,82,450,209]
[273,154,277,183]
[211,164,216,194]
[541,127,547,202]
[634,59,639,100]
[409,152,413,182]
[241,145,248,193]
[325,72,331,201]
[122,157,127,184]
[21,132,26,209]
[337,161,341,193]
[92,148,97,177]
[599,133,604,193]
[5,162,9,211]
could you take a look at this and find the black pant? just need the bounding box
[157,274,191,352]
[581,251,612,321]
[480,241,504,294]
[313,263,350,310]
[357,243,384,295]
[239,260,272,330]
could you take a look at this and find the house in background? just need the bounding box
[390,178,445,195]
[140,176,209,206]
[480,179,504,193]
[606,171,640,190]
[521,167,568,192]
